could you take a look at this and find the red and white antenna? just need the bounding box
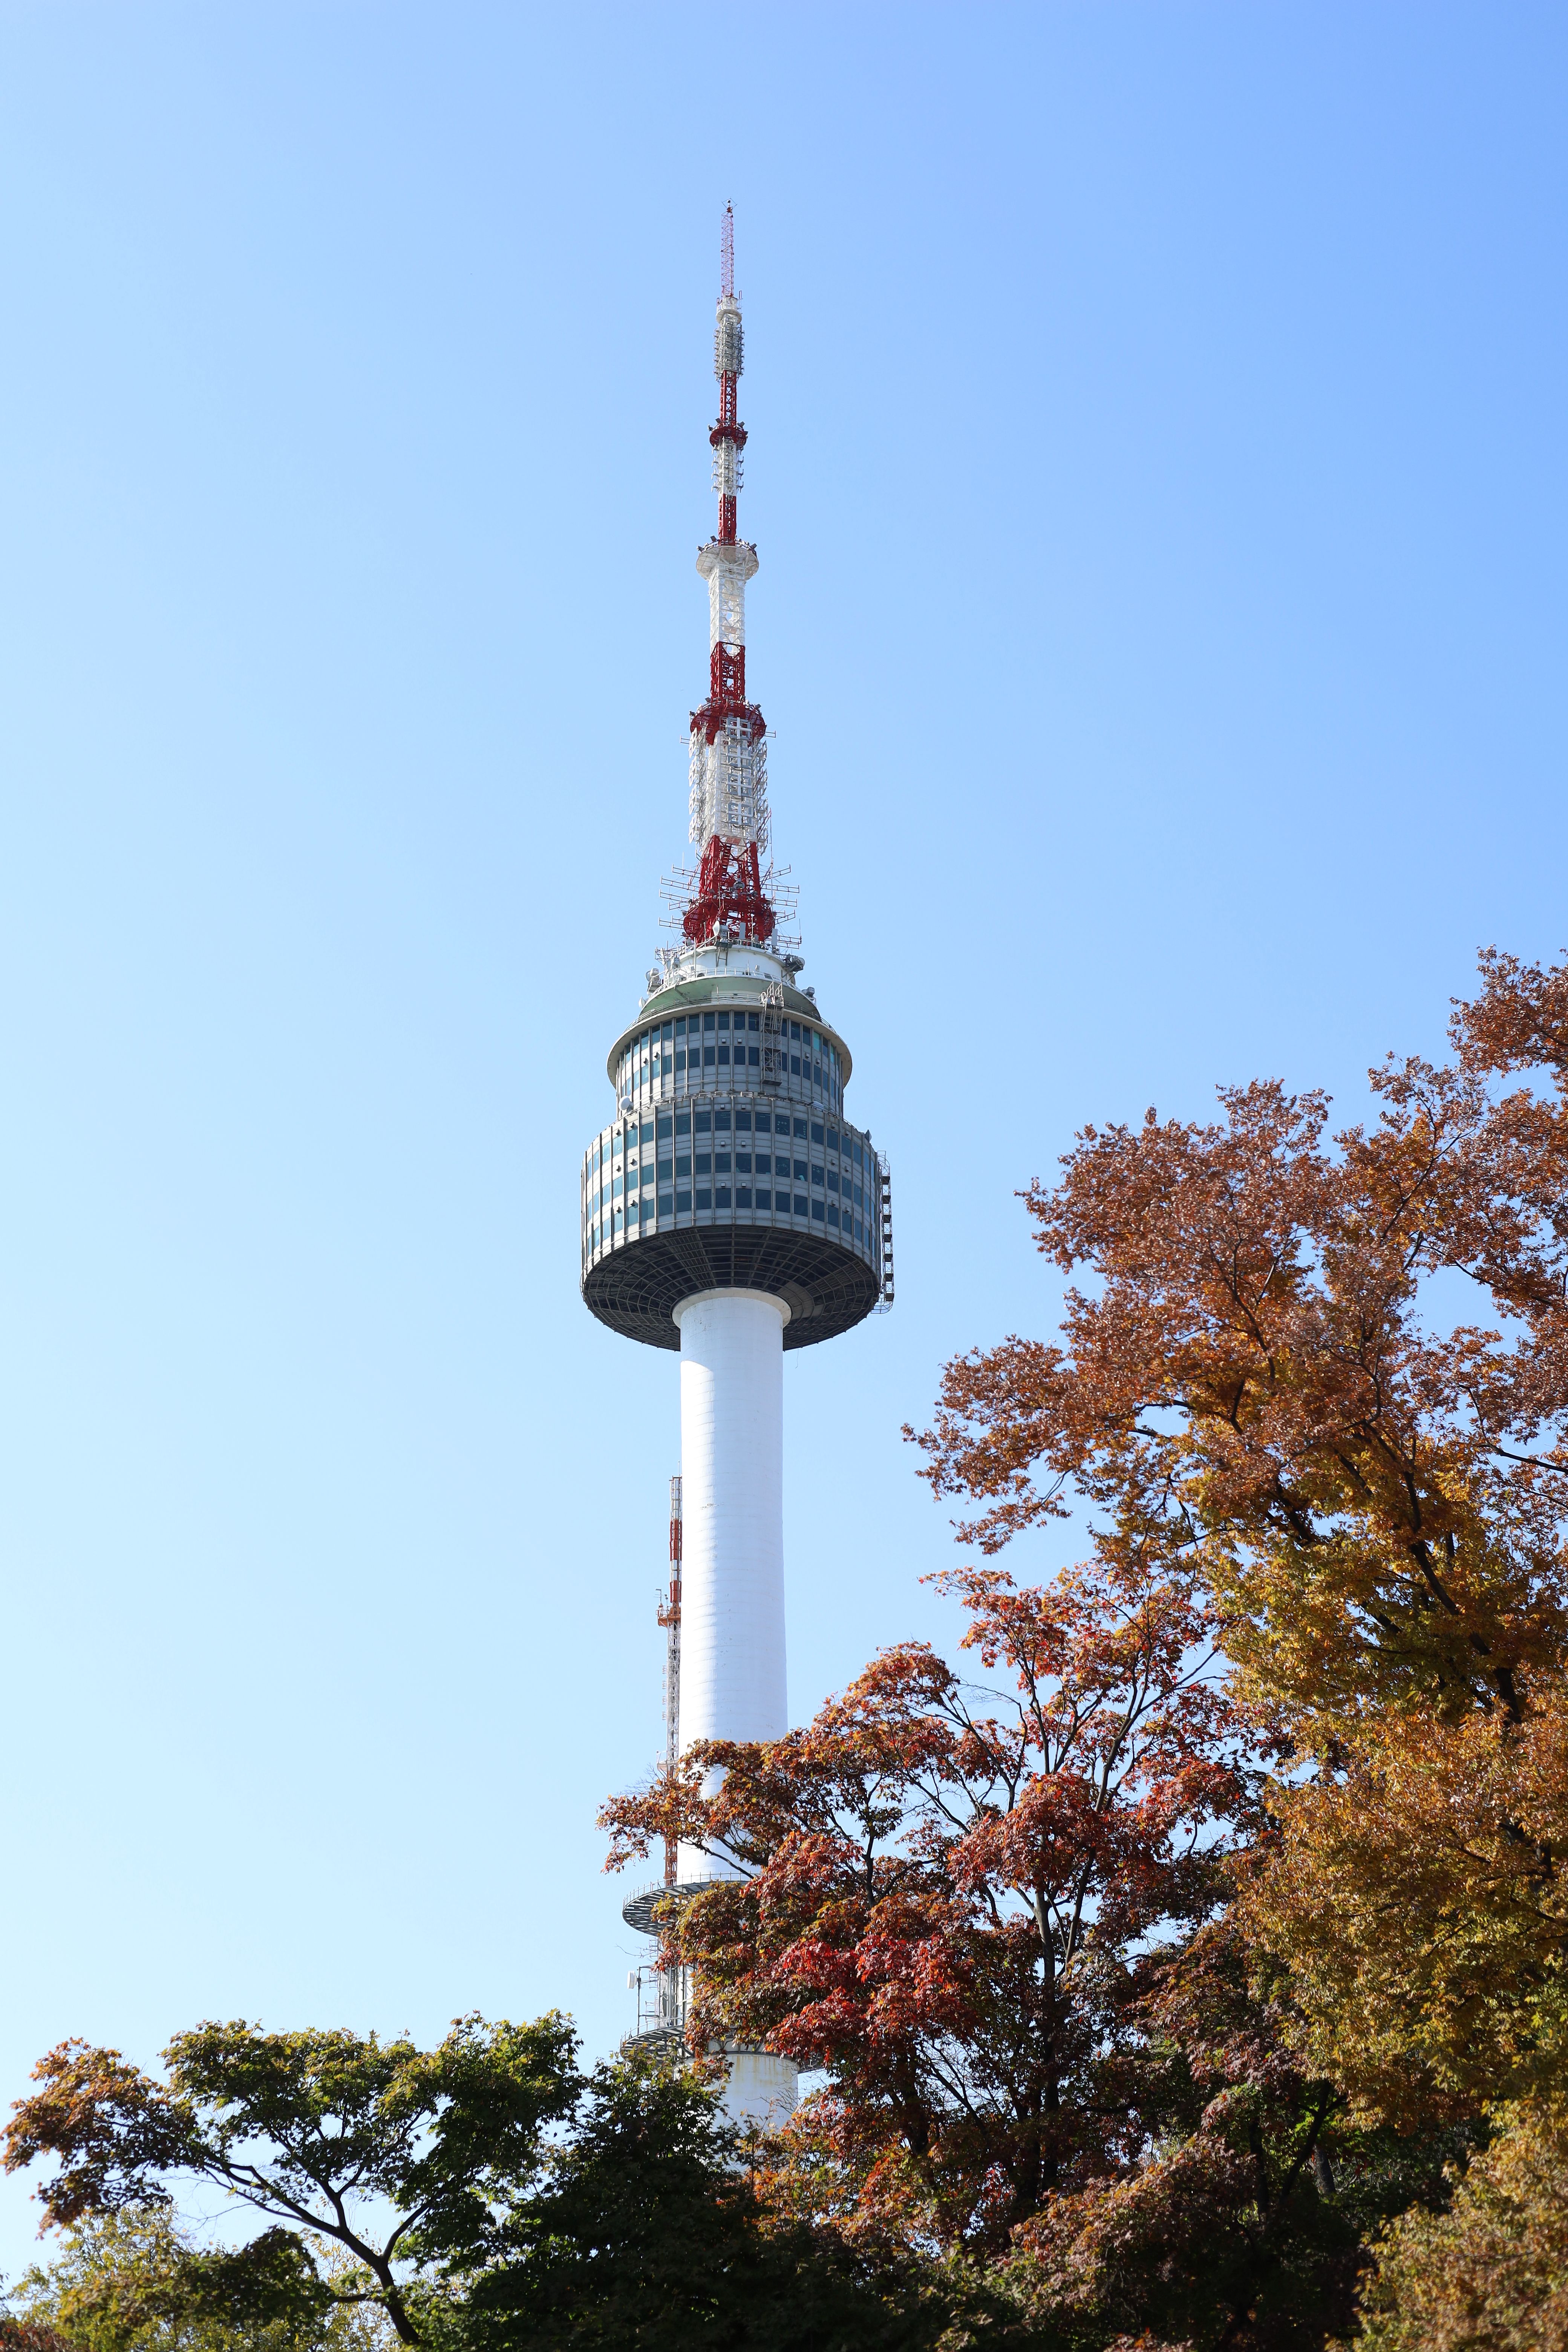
[681,206,776,949]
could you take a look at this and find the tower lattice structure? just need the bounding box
[583,211,893,2127]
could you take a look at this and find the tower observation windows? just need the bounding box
[612,1001,845,1115]
[583,1104,881,1274]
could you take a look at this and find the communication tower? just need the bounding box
[584,210,893,2127]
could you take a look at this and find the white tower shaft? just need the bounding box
[672,1285,798,2127]
[673,1288,788,1798]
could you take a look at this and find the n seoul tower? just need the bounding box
[580,209,893,2123]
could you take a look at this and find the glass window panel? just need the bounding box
[747,1046,760,1066]
[704,1046,716,1066]
[703,1012,717,1032]
[675,1017,687,1037]
[736,1109,752,1130]
[676,1113,691,1135]
[812,1123,824,1145]
[696,1188,712,1209]
[717,1044,730,1064]
[716,1186,731,1207]
[662,1023,673,1044]
[755,1112,771,1133]
[748,1012,760,1031]
[696,1111,711,1132]
[717,1012,730,1030]
[717,1109,732,1130]
[716,1153,731,1174]
[696,1153,712,1175]
[676,1155,691,1179]
[737,1186,752,1207]
[794,1119,807,1139]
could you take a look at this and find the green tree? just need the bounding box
[3,2017,580,2346]
[444,2051,953,2352]
[6,2207,388,2352]
[7,2029,961,2352]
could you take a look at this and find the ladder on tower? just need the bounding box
[876,1152,894,1310]
[760,981,785,1088]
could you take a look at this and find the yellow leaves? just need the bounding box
[1357,2093,1568,2350]
[1243,1694,1568,2125]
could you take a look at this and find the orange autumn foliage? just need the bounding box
[913,948,1568,2124]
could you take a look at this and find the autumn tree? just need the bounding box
[1354,2092,1568,2350]
[911,948,1568,2129]
[604,1540,1262,2251]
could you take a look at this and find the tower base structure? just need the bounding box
[723,2049,800,2129]
[621,1877,801,2128]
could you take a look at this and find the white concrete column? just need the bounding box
[674,1287,789,1786]
[672,1285,798,2126]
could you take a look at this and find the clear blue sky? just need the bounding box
[2,0,1565,2272]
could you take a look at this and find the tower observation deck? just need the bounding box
[581,211,892,2127]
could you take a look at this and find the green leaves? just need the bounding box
[454,2053,944,2352]
[7,2055,944,2352]
[5,2017,583,2347]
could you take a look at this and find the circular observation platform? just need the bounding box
[580,962,889,1352]
[621,1877,729,1936]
